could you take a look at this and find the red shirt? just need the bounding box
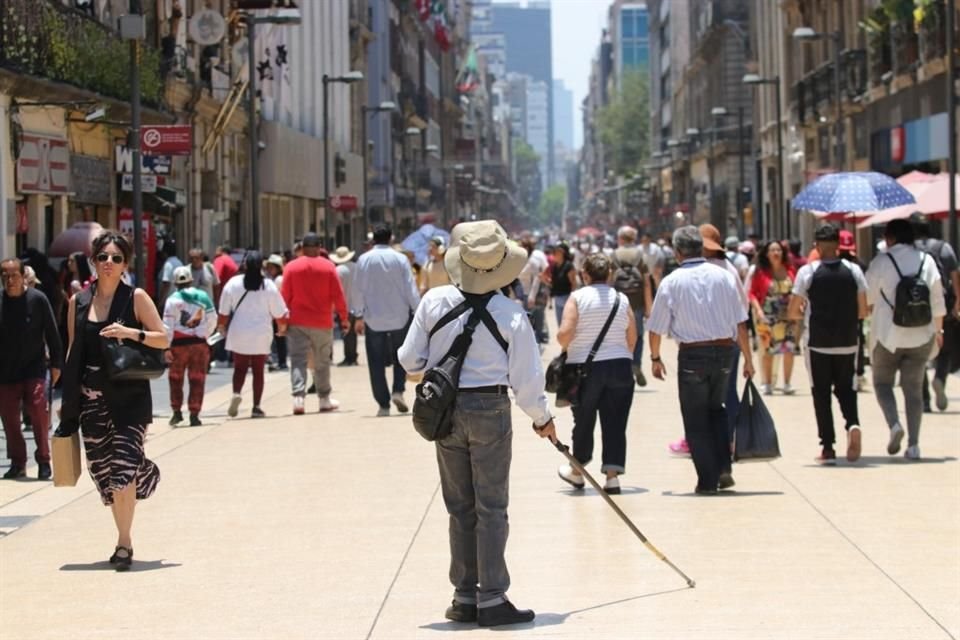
[281,255,347,329]
[213,254,238,284]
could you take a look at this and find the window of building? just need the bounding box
[622,10,636,37]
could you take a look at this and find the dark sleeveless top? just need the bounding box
[551,261,574,296]
[60,282,153,428]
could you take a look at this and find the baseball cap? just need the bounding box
[302,232,322,247]
[838,230,856,254]
[173,265,193,285]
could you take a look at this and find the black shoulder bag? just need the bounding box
[102,288,165,381]
[549,294,621,408]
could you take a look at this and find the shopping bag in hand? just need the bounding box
[733,380,781,462]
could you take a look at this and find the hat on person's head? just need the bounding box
[173,265,193,285]
[739,240,756,255]
[429,236,446,252]
[838,230,856,254]
[302,232,322,247]
[266,254,285,270]
[330,246,356,264]
[698,224,724,252]
[725,236,740,251]
[444,220,528,295]
[815,223,840,243]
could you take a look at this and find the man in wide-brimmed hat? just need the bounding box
[330,246,358,366]
[398,220,556,627]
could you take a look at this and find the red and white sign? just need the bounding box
[118,209,158,298]
[891,127,905,163]
[16,133,70,194]
[16,203,29,234]
[330,195,359,211]
[140,125,193,156]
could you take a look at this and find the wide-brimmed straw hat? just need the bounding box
[266,254,285,271]
[444,220,527,295]
[330,246,356,265]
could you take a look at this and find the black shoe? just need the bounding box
[169,410,183,427]
[189,413,202,427]
[923,402,932,414]
[111,546,133,571]
[444,601,478,623]
[251,407,266,419]
[718,472,735,490]
[477,600,535,627]
[694,485,719,496]
[2,466,26,480]
[37,462,52,481]
[307,383,316,394]
[336,359,357,367]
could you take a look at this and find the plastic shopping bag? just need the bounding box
[733,380,781,462]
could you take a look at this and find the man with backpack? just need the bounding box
[866,219,946,460]
[913,215,959,412]
[398,220,555,627]
[612,226,654,386]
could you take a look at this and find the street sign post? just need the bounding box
[140,125,193,156]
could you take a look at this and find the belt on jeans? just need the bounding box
[679,338,735,350]
[460,385,509,394]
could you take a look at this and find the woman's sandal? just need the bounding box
[109,546,133,571]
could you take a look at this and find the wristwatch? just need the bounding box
[651,355,662,362]
[138,329,146,343]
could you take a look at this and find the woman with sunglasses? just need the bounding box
[56,230,169,571]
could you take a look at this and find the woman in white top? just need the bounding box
[217,251,288,419]
[556,254,638,494]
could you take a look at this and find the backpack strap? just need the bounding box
[429,299,471,339]
[464,292,509,353]
[585,294,621,366]
[886,252,905,278]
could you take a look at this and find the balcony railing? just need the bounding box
[0,0,163,107]
[791,49,866,125]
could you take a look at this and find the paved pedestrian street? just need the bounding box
[1,337,958,640]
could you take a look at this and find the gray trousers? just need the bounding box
[436,391,512,608]
[872,338,935,447]
[287,325,333,398]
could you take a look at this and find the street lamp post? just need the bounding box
[242,7,302,249]
[743,73,784,239]
[360,101,396,238]
[793,27,844,170]
[322,70,364,249]
[405,126,422,214]
[120,1,145,288]
[711,106,748,235]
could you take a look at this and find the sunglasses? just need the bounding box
[96,253,124,265]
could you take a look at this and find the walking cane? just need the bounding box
[549,437,696,588]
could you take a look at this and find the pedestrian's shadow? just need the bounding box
[661,490,784,497]
[60,559,182,572]
[556,487,649,497]
[803,455,957,468]
[418,587,691,631]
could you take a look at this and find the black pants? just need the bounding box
[571,359,634,474]
[677,346,732,491]
[855,320,866,377]
[808,350,859,448]
[342,313,358,363]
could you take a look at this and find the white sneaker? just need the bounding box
[292,396,305,416]
[781,383,796,395]
[761,383,773,396]
[557,464,584,489]
[887,423,905,455]
[603,476,621,495]
[391,392,409,414]
[227,393,242,418]
[318,396,340,412]
[904,445,921,460]
[376,406,390,417]
[856,376,868,392]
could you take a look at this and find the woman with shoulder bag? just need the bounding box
[555,254,637,494]
[56,230,170,571]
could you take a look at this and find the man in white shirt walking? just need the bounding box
[866,219,946,460]
[330,246,358,366]
[398,220,556,627]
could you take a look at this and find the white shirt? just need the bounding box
[639,242,665,272]
[866,243,945,351]
[218,275,288,355]
[792,259,867,354]
[335,263,356,313]
[398,285,551,426]
[726,251,749,278]
[518,249,548,297]
[566,285,633,364]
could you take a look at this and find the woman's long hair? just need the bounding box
[242,251,265,291]
[756,241,785,273]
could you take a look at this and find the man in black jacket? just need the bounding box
[0,258,63,480]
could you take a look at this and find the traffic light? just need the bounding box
[334,153,347,187]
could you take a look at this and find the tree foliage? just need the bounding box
[538,185,566,225]
[597,70,651,177]
[514,140,542,214]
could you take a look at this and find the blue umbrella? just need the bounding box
[401,224,451,265]
[791,171,916,213]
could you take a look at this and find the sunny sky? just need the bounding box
[491,0,610,149]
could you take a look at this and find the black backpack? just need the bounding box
[611,249,646,311]
[881,252,933,328]
[412,293,508,442]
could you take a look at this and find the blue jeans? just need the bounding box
[632,308,645,365]
[571,358,635,473]
[677,346,733,491]
[364,325,408,408]
[436,391,513,608]
[553,294,569,327]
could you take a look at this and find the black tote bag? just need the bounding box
[733,379,781,462]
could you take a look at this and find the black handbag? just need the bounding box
[551,294,620,407]
[733,380,781,462]
[101,289,165,382]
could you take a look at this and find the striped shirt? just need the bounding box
[566,285,633,364]
[647,258,747,343]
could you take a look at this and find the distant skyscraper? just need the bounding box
[471,0,554,185]
[553,79,574,151]
[610,1,650,85]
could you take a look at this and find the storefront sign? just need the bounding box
[16,133,70,194]
[140,125,193,156]
[121,174,158,193]
[70,155,112,206]
[115,145,171,175]
[330,194,358,211]
[890,127,905,163]
[16,203,28,234]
